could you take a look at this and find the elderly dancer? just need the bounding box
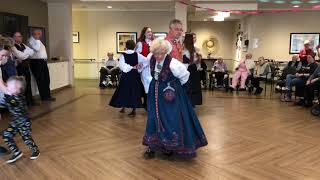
[141,39,208,159]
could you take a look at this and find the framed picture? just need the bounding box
[29,26,46,45]
[154,32,167,40]
[289,33,320,54]
[73,32,80,43]
[116,32,137,53]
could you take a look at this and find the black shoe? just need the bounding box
[144,149,155,160]
[42,97,56,102]
[229,87,234,92]
[303,101,313,108]
[6,151,23,164]
[294,99,305,106]
[163,151,173,157]
[239,88,246,91]
[119,108,125,113]
[30,150,40,160]
[128,111,136,117]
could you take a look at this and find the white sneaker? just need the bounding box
[276,85,281,90]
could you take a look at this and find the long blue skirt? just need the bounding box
[143,79,208,157]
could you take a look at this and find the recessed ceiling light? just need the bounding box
[293,5,300,7]
[213,16,224,22]
[291,1,303,4]
[107,6,112,9]
[274,0,285,4]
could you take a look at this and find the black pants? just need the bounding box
[16,60,34,105]
[29,59,51,100]
[99,67,118,85]
[252,77,265,88]
[305,82,320,102]
[214,72,225,86]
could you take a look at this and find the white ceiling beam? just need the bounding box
[195,3,258,11]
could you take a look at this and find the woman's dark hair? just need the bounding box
[138,27,152,42]
[183,33,195,62]
[126,40,136,50]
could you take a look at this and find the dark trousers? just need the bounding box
[29,59,51,100]
[99,67,118,85]
[252,77,265,88]
[305,82,320,102]
[3,119,38,153]
[16,60,34,105]
[214,72,225,86]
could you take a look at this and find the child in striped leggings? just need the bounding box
[1,76,40,164]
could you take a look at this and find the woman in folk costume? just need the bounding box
[109,40,147,117]
[136,27,153,109]
[183,33,202,107]
[141,39,208,159]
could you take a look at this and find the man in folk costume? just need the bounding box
[165,19,184,62]
[11,32,37,106]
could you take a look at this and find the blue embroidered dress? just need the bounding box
[142,55,208,157]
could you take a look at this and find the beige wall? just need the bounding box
[242,12,320,61]
[0,0,48,44]
[72,10,174,61]
[189,21,237,60]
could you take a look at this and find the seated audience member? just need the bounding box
[99,52,119,88]
[212,58,227,88]
[230,53,255,91]
[303,65,320,107]
[299,40,316,66]
[276,55,302,90]
[251,57,271,95]
[283,55,318,102]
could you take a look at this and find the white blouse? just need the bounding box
[141,54,190,93]
[12,44,34,61]
[118,50,147,73]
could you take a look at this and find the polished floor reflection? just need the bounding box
[0,80,319,180]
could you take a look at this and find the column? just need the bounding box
[48,2,74,86]
[175,2,188,31]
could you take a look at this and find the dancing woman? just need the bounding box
[109,40,147,117]
[141,39,208,159]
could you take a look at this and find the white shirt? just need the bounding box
[118,50,147,73]
[105,59,119,68]
[135,39,152,54]
[28,37,48,59]
[11,43,34,61]
[141,54,190,93]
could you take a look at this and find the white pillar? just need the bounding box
[175,2,188,31]
[48,2,74,86]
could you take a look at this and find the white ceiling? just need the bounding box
[41,0,320,21]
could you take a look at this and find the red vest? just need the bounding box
[141,41,150,57]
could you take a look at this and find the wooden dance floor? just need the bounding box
[1,81,320,180]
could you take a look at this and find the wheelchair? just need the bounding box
[99,67,120,88]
